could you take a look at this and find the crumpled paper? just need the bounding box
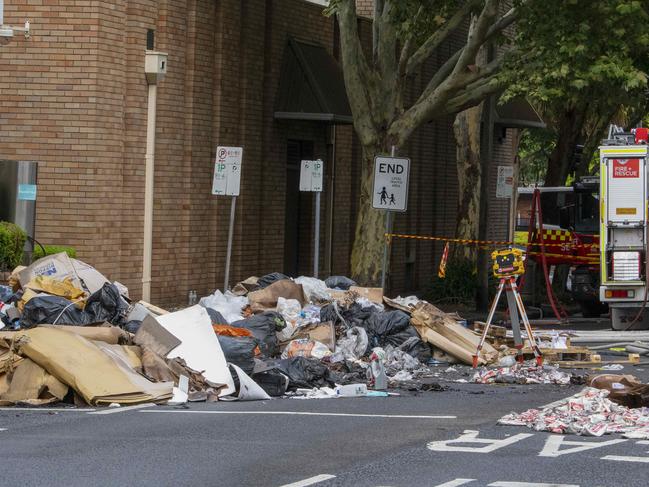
[472,363,571,385]
[499,387,649,438]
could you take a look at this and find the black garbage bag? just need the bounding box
[362,310,410,341]
[124,320,143,334]
[257,272,289,289]
[22,295,92,328]
[231,311,285,357]
[218,335,259,374]
[320,302,378,328]
[319,303,340,324]
[206,308,228,325]
[393,334,432,363]
[251,369,290,397]
[324,276,356,290]
[21,283,128,328]
[261,357,337,390]
[85,283,127,325]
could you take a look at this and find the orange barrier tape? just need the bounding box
[385,233,599,250]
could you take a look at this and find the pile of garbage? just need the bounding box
[472,364,572,385]
[499,386,649,438]
[1,253,568,408]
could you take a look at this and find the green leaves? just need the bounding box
[502,0,649,109]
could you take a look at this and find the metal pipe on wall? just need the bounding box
[142,82,157,302]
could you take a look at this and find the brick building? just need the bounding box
[0,0,529,306]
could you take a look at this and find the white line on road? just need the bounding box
[89,403,155,415]
[279,474,336,487]
[489,482,579,487]
[141,410,456,420]
[601,455,649,463]
[0,407,95,412]
[433,479,476,487]
[0,428,6,432]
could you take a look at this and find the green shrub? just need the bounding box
[0,221,27,271]
[423,258,478,306]
[33,245,77,260]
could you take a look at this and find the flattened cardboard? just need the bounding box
[156,305,235,397]
[134,315,181,357]
[15,327,173,405]
[18,252,83,290]
[0,358,68,406]
[248,279,306,313]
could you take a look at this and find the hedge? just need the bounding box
[0,222,27,271]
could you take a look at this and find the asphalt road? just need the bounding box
[3,364,649,487]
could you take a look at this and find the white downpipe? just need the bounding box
[142,83,157,302]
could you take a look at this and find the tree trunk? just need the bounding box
[453,105,484,264]
[545,107,587,186]
[580,108,617,178]
[350,145,389,286]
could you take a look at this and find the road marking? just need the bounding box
[428,430,533,453]
[0,407,95,412]
[0,428,6,432]
[279,474,336,487]
[89,403,155,415]
[141,410,455,420]
[489,483,578,487]
[602,454,649,463]
[538,436,626,458]
[433,479,476,487]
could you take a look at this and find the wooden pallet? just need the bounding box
[474,322,507,338]
[555,353,641,368]
[520,346,594,363]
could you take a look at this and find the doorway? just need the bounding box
[284,140,314,277]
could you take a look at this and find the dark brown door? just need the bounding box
[284,140,314,277]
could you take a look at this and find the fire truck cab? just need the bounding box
[599,127,649,330]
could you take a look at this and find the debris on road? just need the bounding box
[499,387,649,438]
[0,256,618,408]
[472,363,572,385]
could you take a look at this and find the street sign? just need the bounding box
[212,146,243,196]
[372,156,410,212]
[17,183,37,201]
[299,159,324,192]
[496,166,514,199]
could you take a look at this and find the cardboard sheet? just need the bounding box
[15,327,172,405]
[71,259,110,294]
[155,305,235,396]
[39,324,130,344]
[280,321,336,352]
[19,252,84,290]
[134,315,181,357]
[0,358,68,406]
[248,280,306,313]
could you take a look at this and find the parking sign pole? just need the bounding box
[314,190,321,278]
[380,146,397,291]
[223,195,237,291]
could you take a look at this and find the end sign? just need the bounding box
[372,156,410,212]
[212,146,243,196]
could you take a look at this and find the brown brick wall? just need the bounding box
[0,0,516,306]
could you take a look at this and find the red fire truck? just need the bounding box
[515,177,602,317]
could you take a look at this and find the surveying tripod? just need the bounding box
[473,275,543,368]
